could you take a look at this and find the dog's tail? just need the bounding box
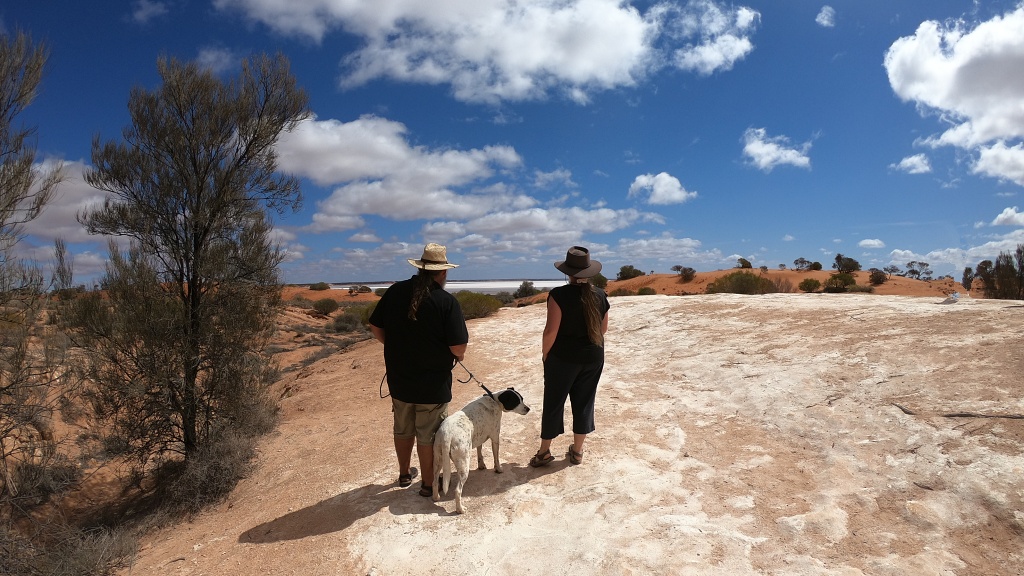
[440,437,452,495]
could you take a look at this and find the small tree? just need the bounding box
[832,254,861,274]
[66,53,310,497]
[905,261,932,281]
[961,267,974,291]
[513,281,539,299]
[883,265,901,278]
[616,265,645,281]
[591,272,608,289]
[1,33,69,500]
[793,257,810,272]
[736,257,752,269]
[809,261,823,271]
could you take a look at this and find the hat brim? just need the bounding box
[408,259,459,270]
[554,260,601,278]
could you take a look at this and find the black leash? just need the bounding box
[377,361,493,399]
[456,361,495,399]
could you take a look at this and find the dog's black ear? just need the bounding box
[497,389,522,411]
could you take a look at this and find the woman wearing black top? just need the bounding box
[530,246,610,467]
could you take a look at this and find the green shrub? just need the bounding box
[868,268,887,286]
[455,291,503,319]
[492,291,515,305]
[798,278,821,293]
[677,267,696,283]
[347,302,377,324]
[309,282,330,291]
[608,288,634,297]
[637,286,656,295]
[705,271,776,295]
[374,287,388,297]
[331,312,365,333]
[312,298,340,315]
[513,281,539,299]
[847,284,874,293]
[823,277,848,293]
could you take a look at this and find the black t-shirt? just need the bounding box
[368,275,469,403]
[548,283,610,364]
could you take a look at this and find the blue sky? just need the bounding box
[5,0,1024,285]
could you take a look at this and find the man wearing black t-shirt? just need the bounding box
[369,243,469,497]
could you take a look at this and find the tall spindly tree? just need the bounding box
[69,54,309,484]
[0,32,67,504]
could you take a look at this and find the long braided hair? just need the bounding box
[408,268,439,320]
[575,279,604,347]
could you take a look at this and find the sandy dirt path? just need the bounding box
[123,293,1024,576]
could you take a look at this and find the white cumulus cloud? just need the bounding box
[214,0,759,103]
[992,206,1024,227]
[890,153,932,174]
[859,239,885,249]
[742,127,811,172]
[627,172,698,205]
[884,5,1024,185]
[815,6,835,28]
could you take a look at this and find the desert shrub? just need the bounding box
[344,302,377,325]
[455,291,503,319]
[798,278,821,293]
[810,261,823,271]
[312,298,340,315]
[637,286,656,296]
[868,268,887,286]
[592,273,608,289]
[847,284,874,293]
[374,287,388,297]
[492,291,515,305]
[705,271,776,295]
[1,524,137,576]
[331,312,365,333]
[309,282,330,291]
[771,277,793,293]
[513,281,539,299]
[736,258,752,269]
[677,267,696,283]
[285,295,312,308]
[608,288,634,297]
[156,429,262,517]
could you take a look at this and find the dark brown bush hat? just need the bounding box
[554,246,601,278]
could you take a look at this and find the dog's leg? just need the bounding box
[490,436,503,473]
[476,444,486,470]
[455,452,470,514]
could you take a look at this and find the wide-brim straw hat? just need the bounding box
[554,246,601,278]
[408,243,459,270]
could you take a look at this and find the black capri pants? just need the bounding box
[540,354,604,440]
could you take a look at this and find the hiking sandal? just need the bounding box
[529,449,554,467]
[566,445,583,465]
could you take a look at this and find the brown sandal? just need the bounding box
[529,449,554,467]
[566,445,583,465]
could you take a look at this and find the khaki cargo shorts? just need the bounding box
[392,398,448,445]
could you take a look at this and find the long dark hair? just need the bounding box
[577,281,604,347]
[408,269,438,320]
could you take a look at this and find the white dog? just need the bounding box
[432,387,530,513]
